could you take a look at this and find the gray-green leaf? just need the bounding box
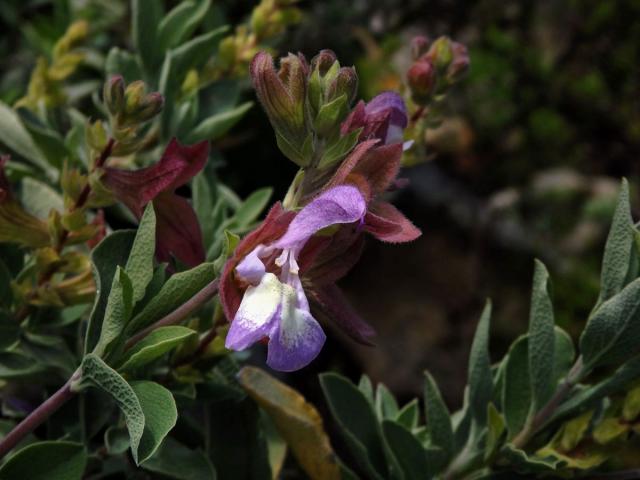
[131,381,177,464]
[528,260,556,412]
[0,441,87,480]
[423,371,454,468]
[186,102,253,143]
[468,300,493,425]
[119,326,197,371]
[125,204,156,304]
[79,354,145,464]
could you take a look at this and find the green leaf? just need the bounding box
[238,367,341,480]
[159,28,228,138]
[502,335,531,437]
[92,267,133,357]
[104,426,130,455]
[395,399,419,430]
[105,47,143,83]
[319,128,361,168]
[126,262,215,334]
[485,403,506,461]
[193,172,217,249]
[186,101,253,143]
[0,101,53,177]
[358,374,374,404]
[382,421,429,480]
[157,0,211,51]
[468,300,493,425]
[319,372,387,480]
[528,260,556,412]
[131,381,177,464]
[79,354,145,464]
[131,0,163,76]
[598,179,634,306]
[125,204,156,304]
[0,441,87,480]
[84,230,136,354]
[119,326,197,371]
[21,177,64,218]
[552,326,575,387]
[580,277,640,370]
[423,371,454,468]
[229,188,273,229]
[552,356,640,422]
[0,351,46,379]
[375,383,399,420]
[500,444,563,474]
[142,437,216,480]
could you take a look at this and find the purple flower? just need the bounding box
[224,185,366,371]
[341,91,409,146]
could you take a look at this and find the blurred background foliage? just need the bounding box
[1,0,639,415]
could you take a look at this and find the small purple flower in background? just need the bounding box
[341,91,410,147]
[225,185,366,371]
[102,138,209,267]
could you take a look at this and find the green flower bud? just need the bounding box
[327,66,358,105]
[104,75,125,116]
[124,80,146,116]
[310,49,337,77]
[426,36,454,73]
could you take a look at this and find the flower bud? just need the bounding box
[407,59,436,104]
[327,66,358,105]
[135,92,164,123]
[104,75,125,116]
[251,51,310,166]
[447,42,470,82]
[310,49,337,77]
[124,80,146,116]
[425,36,454,73]
[411,35,430,60]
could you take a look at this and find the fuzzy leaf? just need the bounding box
[502,336,531,438]
[187,102,253,143]
[375,383,399,420]
[132,0,163,75]
[0,441,87,480]
[382,421,429,480]
[485,403,505,461]
[131,381,177,464]
[239,367,341,480]
[84,231,136,354]
[230,188,274,230]
[580,277,640,370]
[0,351,47,379]
[597,179,635,306]
[423,371,454,468]
[79,354,145,464]
[395,399,419,430]
[127,262,215,334]
[92,267,133,357]
[125,203,156,304]
[468,300,493,425]
[142,437,216,480]
[528,260,556,412]
[157,0,211,51]
[119,326,197,371]
[320,372,387,480]
[0,101,52,177]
